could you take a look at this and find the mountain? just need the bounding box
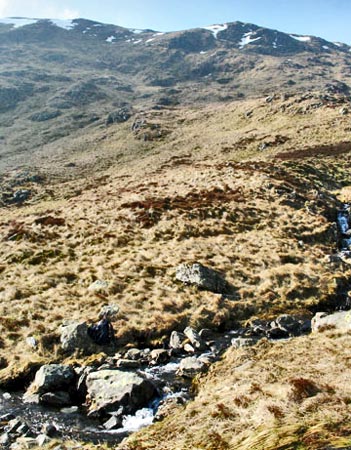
[0,17,351,173]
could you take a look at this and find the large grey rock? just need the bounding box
[175,263,227,293]
[177,356,207,378]
[86,370,156,416]
[60,321,101,354]
[312,311,351,332]
[27,364,75,395]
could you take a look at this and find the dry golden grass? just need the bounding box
[1,94,351,413]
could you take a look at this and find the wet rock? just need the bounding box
[86,369,157,416]
[169,331,185,350]
[231,337,259,348]
[272,314,310,335]
[183,343,195,354]
[175,263,227,293]
[103,415,123,430]
[312,311,351,332]
[177,356,207,378]
[60,321,102,354]
[27,364,75,395]
[149,349,170,365]
[184,327,205,350]
[40,391,72,407]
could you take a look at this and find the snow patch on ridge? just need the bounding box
[289,34,311,42]
[203,24,228,38]
[239,31,261,48]
[0,17,39,28]
[49,19,76,30]
[106,36,116,43]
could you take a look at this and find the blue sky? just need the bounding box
[0,0,350,44]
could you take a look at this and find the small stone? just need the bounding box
[116,359,141,369]
[149,349,170,364]
[3,392,11,400]
[26,337,38,349]
[183,343,195,354]
[169,331,185,350]
[124,348,143,360]
[184,327,205,350]
[231,337,259,348]
[88,280,109,292]
[60,406,79,414]
[98,303,120,320]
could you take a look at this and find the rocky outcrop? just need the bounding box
[175,263,228,293]
[86,370,157,416]
[106,108,131,125]
[60,321,101,354]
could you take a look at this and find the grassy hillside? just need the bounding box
[1,94,351,449]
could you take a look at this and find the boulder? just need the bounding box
[86,370,156,416]
[312,311,351,332]
[175,263,227,293]
[272,314,310,335]
[177,357,207,378]
[60,321,102,354]
[27,364,75,395]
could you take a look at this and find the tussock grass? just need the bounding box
[1,95,351,448]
